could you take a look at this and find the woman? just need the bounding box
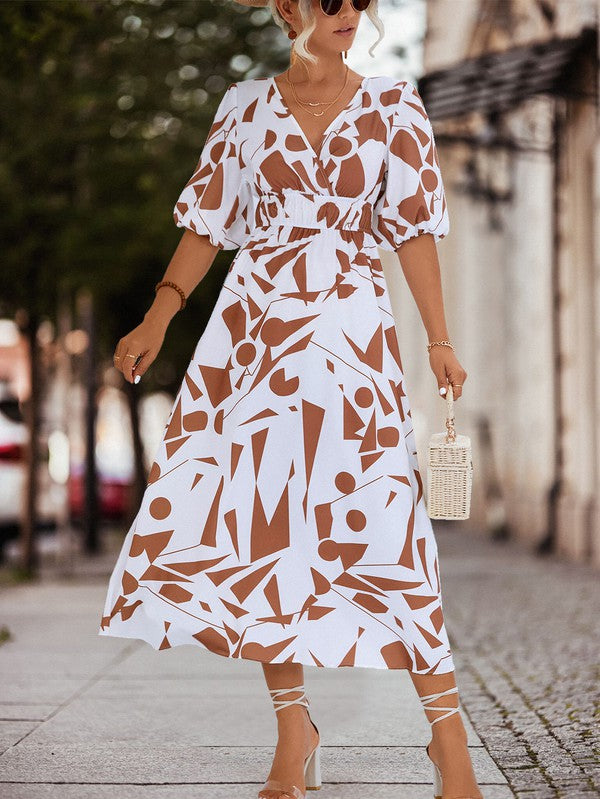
[101,0,479,797]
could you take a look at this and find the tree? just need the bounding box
[0,0,284,573]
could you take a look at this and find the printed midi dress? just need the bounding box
[98,74,455,675]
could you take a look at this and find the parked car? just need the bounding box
[0,394,27,530]
[68,385,135,522]
[68,464,132,521]
[0,391,57,558]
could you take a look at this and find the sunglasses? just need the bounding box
[319,0,372,14]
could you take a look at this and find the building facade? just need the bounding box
[382,0,600,566]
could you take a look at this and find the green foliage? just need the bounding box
[0,0,283,387]
[0,624,13,643]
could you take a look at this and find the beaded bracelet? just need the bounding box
[155,280,187,310]
[427,339,454,353]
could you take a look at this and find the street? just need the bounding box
[0,526,597,798]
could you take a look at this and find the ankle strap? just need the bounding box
[418,686,460,725]
[267,684,309,712]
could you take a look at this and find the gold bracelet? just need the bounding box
[155,280,187,310]
[427,339,454,353]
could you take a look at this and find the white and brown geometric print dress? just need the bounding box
[99,74,455,675]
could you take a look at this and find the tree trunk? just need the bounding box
[78,289,99,555]
[125,380,147,528]
[21,312,41,577]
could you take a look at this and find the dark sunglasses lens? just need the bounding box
[320,0,342,13]
[320,0,371,14]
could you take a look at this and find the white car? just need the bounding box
[0,393,57,554]
[0,397,28,527]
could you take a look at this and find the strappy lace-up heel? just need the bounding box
[419,685,478,799]
[258,683,322,799]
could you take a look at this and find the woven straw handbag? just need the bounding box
[426,384,473,519]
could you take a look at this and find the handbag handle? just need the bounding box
[444,384,456,443]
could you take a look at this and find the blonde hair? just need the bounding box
[267,0,384,65]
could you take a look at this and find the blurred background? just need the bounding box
[0,0,598,581]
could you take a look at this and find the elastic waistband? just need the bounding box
[253,189,373,233]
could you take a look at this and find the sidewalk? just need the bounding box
[0,525,597,798]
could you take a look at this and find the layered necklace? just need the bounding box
[284,64,350,118]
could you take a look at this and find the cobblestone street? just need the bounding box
[439,526,600,798]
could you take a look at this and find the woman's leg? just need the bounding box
[259,662,320,796]
[410,670,483,799]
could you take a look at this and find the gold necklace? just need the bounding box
[287,78,347,105]
[285,65,349,117]
[286,66,349,112]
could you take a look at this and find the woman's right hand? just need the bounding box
[113,315,167,384]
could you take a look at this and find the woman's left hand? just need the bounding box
[428,346,467,400]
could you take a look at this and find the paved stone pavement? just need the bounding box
[438,525,600,799]
[0,524,597,798]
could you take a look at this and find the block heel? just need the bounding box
[428,744,443,799]
[304,736,321,790]
[258,683,322,799]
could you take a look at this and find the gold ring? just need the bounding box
[124,354,138,359]
[113,355,121,361]
[452,384,462,387]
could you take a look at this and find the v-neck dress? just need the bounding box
[98,75,454,674]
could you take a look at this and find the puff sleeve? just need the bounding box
[372,80,449,252]
[173,82,252,250]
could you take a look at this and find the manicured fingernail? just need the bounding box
[134,374,141,384]
[439,386,447,396]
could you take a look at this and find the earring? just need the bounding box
[288,28,297,39]
[343,49,347,60]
